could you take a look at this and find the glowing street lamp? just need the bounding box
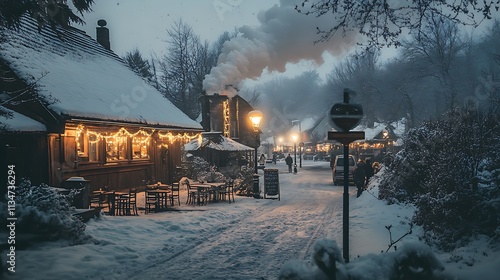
[248,110,263,199]
[292,134,298,173]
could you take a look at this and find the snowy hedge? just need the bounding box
[0,179,91,244]
[378,108,500,250]
[181,156,256,196]
[180,156,226,183]
[279,239,455,280]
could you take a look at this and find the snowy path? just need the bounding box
[10,161,498,280]
[126,161,348,280]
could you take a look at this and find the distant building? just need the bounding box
[197,92,259,170]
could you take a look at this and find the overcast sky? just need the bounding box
[78,0,348,85]
[80,0,279,57]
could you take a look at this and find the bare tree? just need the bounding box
[327,50,382,126]
[475,20,500,110]
[401,16,465,112]
[157,20,211,120]
[295,0,498,49]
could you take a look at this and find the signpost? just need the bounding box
[263,169,280,200]
[328,89,365,263]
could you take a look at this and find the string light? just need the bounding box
[75,124,200,150]
[157,131,199,142]
[223,100,230,138]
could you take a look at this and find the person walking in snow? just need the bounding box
[354,160,366,198]
[285,154,293,173]
[258,154,266,166]
[364,158,374,186]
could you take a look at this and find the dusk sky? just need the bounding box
[77,0,350,85]
[76,0,497,88]
[79,0,279,57]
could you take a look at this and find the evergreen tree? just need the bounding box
[0,0,94,29]
[123,49,154,84]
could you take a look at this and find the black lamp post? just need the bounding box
[292,134,298,173]
[248,110,263,198]
[292,120,302,168]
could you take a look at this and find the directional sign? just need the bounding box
[328,131,365,145]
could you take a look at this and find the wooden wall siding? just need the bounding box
[49,134,63,186]
[64,164,151,191]
[0,134,48,190]
[151,140,184,184]
[47,130,188,190]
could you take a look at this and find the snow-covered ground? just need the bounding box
[4,160,499,279]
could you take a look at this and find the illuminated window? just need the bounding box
[76,128,99,163]
[132,135,149,159]
[88,134,99,162]
[106,135,128,161]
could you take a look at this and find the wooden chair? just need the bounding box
[185,179,198,206]
[219,180,235,204]
[89,191,104,208]
[145,186,158,214]
[197,186,209,206]
[115,195,128,216]
[170,182,181,206]
[119,188,138,216]
[106,191,118,216]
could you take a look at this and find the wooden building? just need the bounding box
[198,92,260,168]
[0,17,203,191]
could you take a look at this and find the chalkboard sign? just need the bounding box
[264,169,280,200]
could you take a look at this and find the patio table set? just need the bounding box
[185,179,235,206]
[88,179,235,215]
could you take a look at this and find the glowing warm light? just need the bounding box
[223,100,230,137]
[247,110,263,130]
[75,124,200,151]
[157,131,199,142]
[292,134,298,142]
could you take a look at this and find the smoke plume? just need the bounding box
[202,0,358,94]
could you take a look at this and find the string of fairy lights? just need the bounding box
[75,124,200,148]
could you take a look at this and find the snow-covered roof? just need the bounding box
[0,106,46,132]
[184,132,254,152]
[356,119,406,140]
[0,17,202,130]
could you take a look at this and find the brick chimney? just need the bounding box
[96,19,110,50]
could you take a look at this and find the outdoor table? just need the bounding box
[207,182,226,202]
[103,191,127,216]
[146,189,171,211]
[189,183,212,206]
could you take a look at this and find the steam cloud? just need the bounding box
[202,0,358,94]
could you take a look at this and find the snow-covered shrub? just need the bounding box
[181,156,226,183]
[379,108,500,250]
[0,179,90,244]
[234,166,256,197]
[279,239,455,280]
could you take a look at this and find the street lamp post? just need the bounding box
[248,110,263,199]
[292,134,298,173]
[383,130,389,155]
[292,120,302,168]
